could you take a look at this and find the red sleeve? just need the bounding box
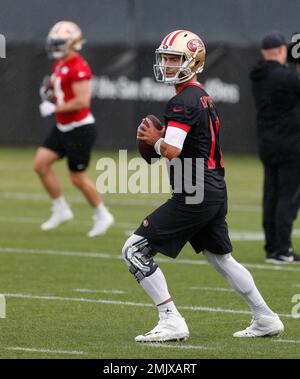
[69,61,92,82]
[167,120,191,132]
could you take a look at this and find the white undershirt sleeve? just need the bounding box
[164,126,188,150]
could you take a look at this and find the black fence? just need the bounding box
[0,43,262,153]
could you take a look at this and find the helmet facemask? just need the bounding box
[46,37,84,59]
[46,37,70,59]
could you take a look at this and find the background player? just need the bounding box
[34,21,113,237]
[122,30,284,342]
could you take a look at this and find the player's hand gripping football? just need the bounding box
[137,117,165,146]
[39,75,54,101]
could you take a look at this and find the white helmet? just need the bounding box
[154,30,206,85]
[46,21,84,59]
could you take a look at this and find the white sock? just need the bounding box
[157,301,181,319]
[204,251,276,320]
[95,203,108,215]
[140,268,181,318]
[53,196,69,209]
[140,268,171,305]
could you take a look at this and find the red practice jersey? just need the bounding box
[51,54,95,130]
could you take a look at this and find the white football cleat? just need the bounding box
[41,206,74,231]
[135,313,189,342]
[233,314,284,337]
[87,208,114,237]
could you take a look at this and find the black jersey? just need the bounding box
[164,81,226,204]
[250,60,300,164]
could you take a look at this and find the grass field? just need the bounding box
[0,147,300,359]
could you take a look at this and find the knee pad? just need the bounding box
[122,235,158,282]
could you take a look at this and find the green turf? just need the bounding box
[0,147,300,359]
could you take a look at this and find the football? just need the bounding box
[137,114,163,164]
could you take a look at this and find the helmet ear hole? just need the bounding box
[73,41,83,51]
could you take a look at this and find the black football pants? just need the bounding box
[263,162,300,257]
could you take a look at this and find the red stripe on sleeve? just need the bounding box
[167,121,191,132]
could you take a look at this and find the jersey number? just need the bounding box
[53,77,65,105]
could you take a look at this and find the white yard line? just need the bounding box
[3,214,300,241]
[0,216,135,229]
[0,191,262,212]
[73,288,126,294]
[1,246,300,272]
[190,286,234,292]
[274,339,300,344]
[0,192,50,201]
[7,346,87,355]
[3,292,294,318]
[230,231,264,241]
[230,204,261,212]
[0,215,269,240]
[0,246,117,260]
[0,216,46,224]
[141,343,213,350]
[4,293,153,308]
[0,192,163,207]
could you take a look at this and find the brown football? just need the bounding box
[137,114,163,164]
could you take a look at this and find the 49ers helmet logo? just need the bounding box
[187,39,204,52]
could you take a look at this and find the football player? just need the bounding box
[34,21,114,236]
[122,30,284,342]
